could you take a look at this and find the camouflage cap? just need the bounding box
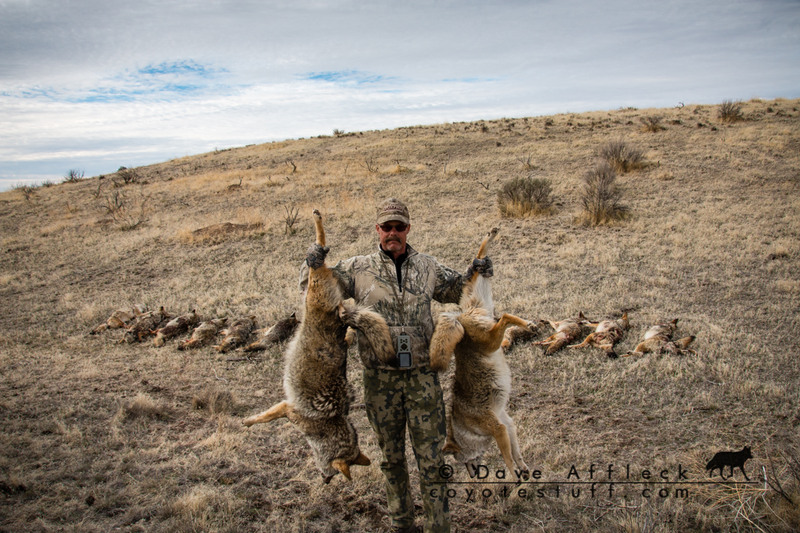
[376,198,410,225]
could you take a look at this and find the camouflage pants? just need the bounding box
[363,366,450,533]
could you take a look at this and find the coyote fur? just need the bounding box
[501,322,541,354]
[533,312,590,355]
[213,316,257,353]
[568,311,630,358]
[153,310,200,347]
[623,318,696,357]
[243,312,299,352]
[90,304,147,334]
[119,307,170,344]
[178,318,227,350]
[430,228,533,478]
[243,210,395,483]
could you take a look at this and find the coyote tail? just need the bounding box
[338,300,394,363]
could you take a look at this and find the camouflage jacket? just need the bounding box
[301,245,465,370]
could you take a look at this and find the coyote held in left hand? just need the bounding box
[430,228,533,479]
[243,210,395,483]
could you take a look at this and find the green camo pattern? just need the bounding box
[363,365,450,533]
[331,244,464,369]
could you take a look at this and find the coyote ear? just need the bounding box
[331,459,352,480]
[353,452,371,466]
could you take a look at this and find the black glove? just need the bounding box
[466,256,493,278]
[306,243,330,269]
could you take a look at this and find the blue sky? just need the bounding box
[1,0,798,191]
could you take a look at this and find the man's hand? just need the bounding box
[306,243,330,269]
[466,256,493,278]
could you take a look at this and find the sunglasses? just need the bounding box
[379,222,408,232]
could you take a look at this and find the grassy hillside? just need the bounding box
[1,98,799,532]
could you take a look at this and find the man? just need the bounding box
[303,198,492,533]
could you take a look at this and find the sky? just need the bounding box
[1,0,798,191]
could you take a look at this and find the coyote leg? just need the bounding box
[486,418,517,475]
[568,333,594,349]
[485,314,535,352]
[312,209,325,247]
[497,410,529,477]
[462,411,516,475]
[243,400,291,426]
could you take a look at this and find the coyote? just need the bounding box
[568,311,630,358]
[501,322,541,354]
[213,316,257,353]
[533,312,590,355]
[153,310,200,347]
[430,228,533,478]
[243,312,299,352]
[706,446,752,480]
[119,307,170,344]
[178,318,227,350]
[243,210,395,483]
[90,304,147,334]
[623,318,696,357]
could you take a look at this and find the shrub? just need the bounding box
[497,176,554,218]
[719,100,744,122]
[115,166,139,185]
[599,139,645,173]
[103,187,149,230]
[640,116,665,132]
[14,184,36,202]
[64,169,84,183]
[579,162,628,226]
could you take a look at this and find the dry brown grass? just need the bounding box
[1,99,799,532]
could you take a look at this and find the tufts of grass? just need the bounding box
[117,393,172,421]
[640,115,666,132]
[577,162,628,226]
[719,100,744,123]
[192,387,241,416]
[599,139,645,173]
[497,176,554,218]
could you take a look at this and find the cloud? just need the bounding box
[2,59,230,104]
[304,70,392,85]
[1,0,799,191]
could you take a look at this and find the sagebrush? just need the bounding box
[497,175,554,217]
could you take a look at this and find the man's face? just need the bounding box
[376,220,410,258]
